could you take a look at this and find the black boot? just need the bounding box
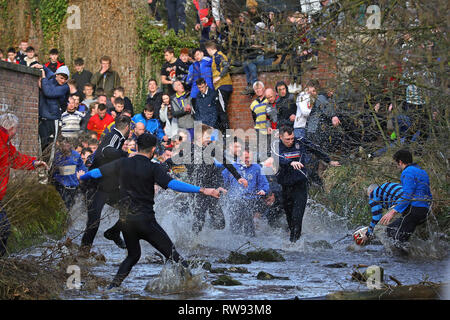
[104,229,127,249]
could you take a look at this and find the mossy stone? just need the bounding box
[246,249,285,262]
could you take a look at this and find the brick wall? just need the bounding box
[0,61,41,157]
[227,46,337,130]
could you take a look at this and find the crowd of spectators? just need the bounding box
[0,0,438,238]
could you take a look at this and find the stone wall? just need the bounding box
[0,61,41,157]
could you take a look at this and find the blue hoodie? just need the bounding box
[52,150,87,187]
[39,65,70,120]
[186,57,214,99]
[222,163,270,200]
[132,113,165,140]
[396,163,432,212]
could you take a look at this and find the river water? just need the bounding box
[17,191,450,300]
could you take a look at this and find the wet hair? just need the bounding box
[280,125,294,136]
[115,115,131,131]
[137,132,157,152]
[393,149,413,165]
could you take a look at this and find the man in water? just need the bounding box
[275,126,340,242]
[175,124,248,233]
[80,133,221,288]
[380,149,432,243]
[80,115,131,252]
[359,182,404,245]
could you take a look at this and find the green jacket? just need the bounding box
[90,69,121,98]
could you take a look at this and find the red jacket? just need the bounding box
[87,113,114,140]
[193,0,214,27]
[0,127,36,202]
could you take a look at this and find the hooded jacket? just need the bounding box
[146,87,163,119]
[38,65,70,120]
[275,81,297,128]
[171,92,195,129]
[186,57,214,99]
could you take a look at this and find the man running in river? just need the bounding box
[80,133,222,288]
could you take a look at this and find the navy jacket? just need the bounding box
[194,88,218,127]
[39,66,70,120]
[276,137,330,186]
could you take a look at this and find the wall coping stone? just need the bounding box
[0,60,42,77]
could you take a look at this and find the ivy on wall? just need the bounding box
[30,0,68,53]
[134,10,199,112]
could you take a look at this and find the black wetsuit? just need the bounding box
[182,142,242,233]
[81,128,127,248]
[98,155,186,287]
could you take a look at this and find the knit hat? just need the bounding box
[55,65,70,78]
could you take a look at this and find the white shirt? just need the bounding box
[294,91,313,129]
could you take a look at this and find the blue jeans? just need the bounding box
[243,55,274,85]
[294,128,306,139]
[0,208,11,257]
[165,0,186,34]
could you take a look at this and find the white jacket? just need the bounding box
[159,104,179,139]
[294,91,313,129]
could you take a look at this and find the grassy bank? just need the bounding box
[1,178,69,253]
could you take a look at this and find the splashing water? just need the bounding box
[145,262,209,296]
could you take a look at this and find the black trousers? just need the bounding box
[281,181,308,242]
[386,205,429,243]
[81,187,118,248]
[53,182,77,211]
[216,88,232,133]
[192,194,225,234]
[229,197,264,237]
[110,212,184,287]
[0,207,11,257]
[38,118,58,152]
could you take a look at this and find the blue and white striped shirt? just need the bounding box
[368,182,404,234]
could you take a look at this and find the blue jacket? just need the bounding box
[194,87,218,127]
[52,150,87,187]
[396,164,432,212]
[132,114,165,140]
[39,65,70,120]
[186,57,214,99]
[276,137,330,186]
[222,162,270,200]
